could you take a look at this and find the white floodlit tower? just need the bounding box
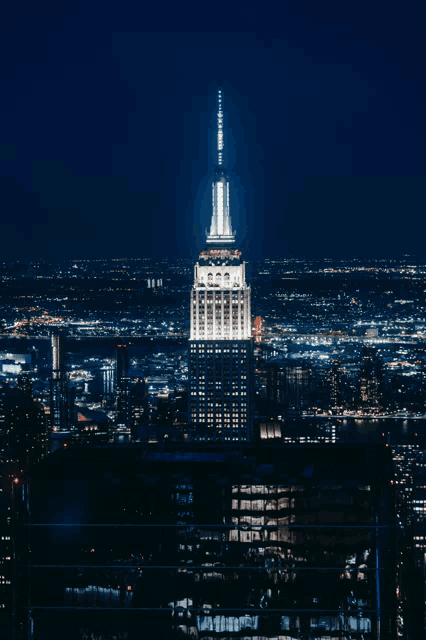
[189,88,253,442]
[206,88,235,246]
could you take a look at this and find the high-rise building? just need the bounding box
[101,364,115,396]
[329,358,342,409]
[130,378,147,429]
[49,329,70,432]
[359,345,383,411]
[189,89,252,441]
[3,376,48,467]
[263,361,311,416]
[115,343,131,428]
[14,441,398,639]
[283,363,311,414]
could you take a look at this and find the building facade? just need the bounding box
[116,343,131,428]
[14,442,397,639]
[49,330,70,432]
[189,89,252,441]
[359,345,383,411]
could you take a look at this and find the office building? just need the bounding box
[116,343,131,428]
[359,346,383,411]
[49,330,70,432]
[130,378,147,429]
[14,441,397,639]
[263,361,311,415]
[189,88,253,441]
[101,364,115,399]
[329,359,342,409]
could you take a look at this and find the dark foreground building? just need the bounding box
[13,442,396,639]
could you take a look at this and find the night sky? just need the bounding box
[1,2,425,262]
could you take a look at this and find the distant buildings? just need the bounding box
[359,346,383,411]
[2,375,47,467]
[257,360,312,416]
[49,330,72,432]
[101,364,115,400]
[282,364,311,414]
[130,378,147,430]
[0,352,32,375]
[4,91,426,639]
[329,358,342,409]
[115,343,131,428]
[147,278,163,288]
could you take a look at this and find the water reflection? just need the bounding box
[296,417,424,445]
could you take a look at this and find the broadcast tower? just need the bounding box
[189,88,252,441]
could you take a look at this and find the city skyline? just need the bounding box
[2,6,426,636]
[3,250,426,635]
[1,3,426,262]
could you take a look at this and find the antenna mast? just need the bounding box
[217,87,224,166]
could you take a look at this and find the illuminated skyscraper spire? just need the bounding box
[190,87,253,442]
[206,88,235,246]
[217,87,224,166]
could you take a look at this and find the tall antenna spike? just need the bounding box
[206,87,235,246]
[217,87,224,166]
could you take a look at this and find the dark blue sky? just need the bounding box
[1,1,425,262]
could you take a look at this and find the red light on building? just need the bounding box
[253,316,263,343]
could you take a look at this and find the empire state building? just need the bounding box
[189,89,253,441]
